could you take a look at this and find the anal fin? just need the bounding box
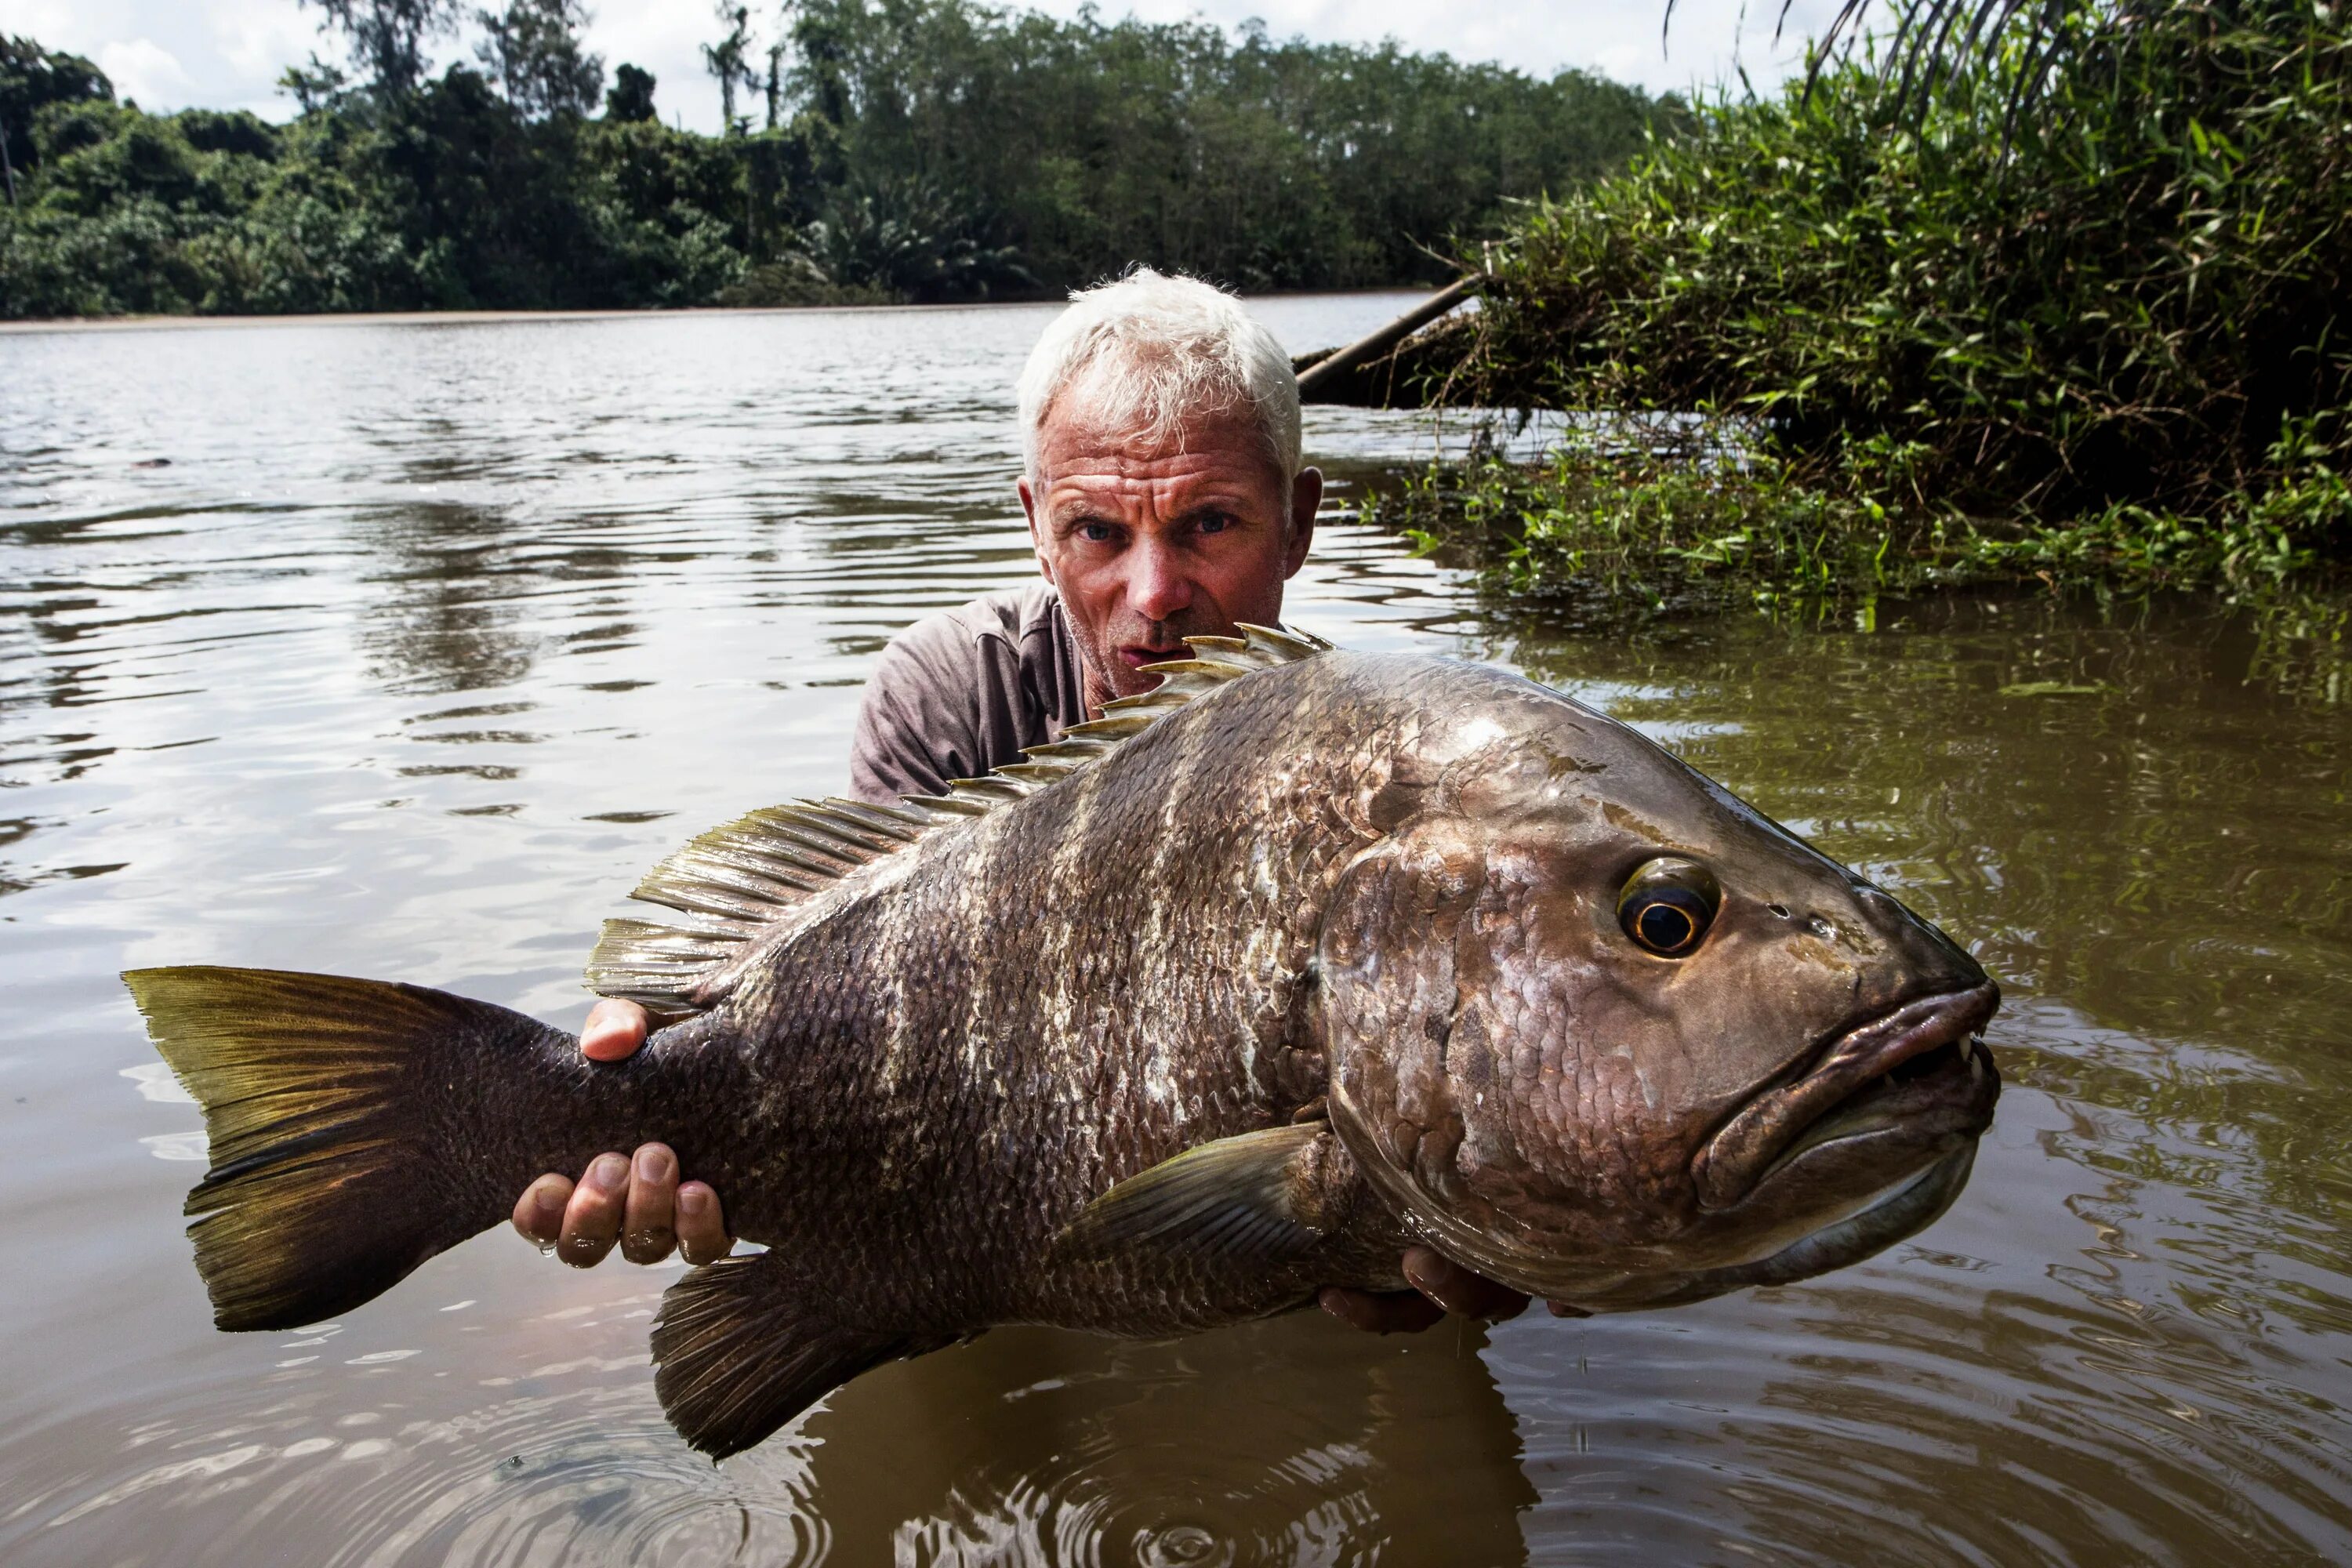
[650,1251,956,1459]
[1057,1123,1335,1268]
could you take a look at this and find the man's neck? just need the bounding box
[1080,661,1116,723]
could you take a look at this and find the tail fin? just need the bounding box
[123,966,572,1331]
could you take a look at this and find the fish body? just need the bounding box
[128,631,1999,1457]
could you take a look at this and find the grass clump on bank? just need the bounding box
[1392,0,2352,604]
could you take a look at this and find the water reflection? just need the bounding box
[815,1319,1530,1567]
[2,301,2347,1564]
[360,502,544,696]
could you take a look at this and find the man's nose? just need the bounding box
[1126,535,1194,626]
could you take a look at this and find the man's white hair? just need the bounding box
[1017,267,1301,486]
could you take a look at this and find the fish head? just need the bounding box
[1316,673,1999,1311]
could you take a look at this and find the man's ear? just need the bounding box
[1284,466,1323,579]
[1018,474,1059,587]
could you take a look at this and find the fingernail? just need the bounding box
[582,1029,632,1063]
[586,1153,630,1192]
[634,1146,673,1184]
[678,1187,707,1218]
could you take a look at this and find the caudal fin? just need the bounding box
[124,966,572,1331]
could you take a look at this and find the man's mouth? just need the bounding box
[1119,643,1189,670]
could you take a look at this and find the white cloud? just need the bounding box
[97,36,193,106]
[0,0,1857,132]
[211,2,316,88]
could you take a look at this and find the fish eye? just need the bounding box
[1617,857,1721,957]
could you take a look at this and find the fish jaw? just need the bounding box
[1458,985,2002,1308]
[1559,1138,1987,1313]
[1692,982,2002,1214]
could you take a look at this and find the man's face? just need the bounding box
[1019,395,1321,709]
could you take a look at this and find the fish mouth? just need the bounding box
[1613,1140,1981,1312]
[1692,982,2001,1214]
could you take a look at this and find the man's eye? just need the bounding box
[1197,514,1232,535]
[1079,521,1116,543]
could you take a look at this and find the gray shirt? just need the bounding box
[847,582,1091,804]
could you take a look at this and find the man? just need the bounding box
[512,270,1530,1332]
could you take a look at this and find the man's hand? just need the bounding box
[1319,1247,1530,1333]
[510,999,732,1266]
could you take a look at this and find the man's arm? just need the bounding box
[844,601,1022,803]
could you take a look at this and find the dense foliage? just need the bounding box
[1396,0,2351,593]
[0,2,1671,318]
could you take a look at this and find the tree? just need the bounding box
[277,54,350,113]
[1,34,112,191]
[605,61,655,122]
[476,0,604,119]
[0,5,1676,318]
[760,41,785,129]
[702,5,752,134]
[300,0,464,97]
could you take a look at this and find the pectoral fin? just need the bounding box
[650,1252,956,1459]
[1058,1123,1335,1268]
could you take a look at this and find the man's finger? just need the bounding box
[557,1152,631,1266]
[676,1181,732,1265]
[512,1172,572,1247]
[1402,1246,1530,1323]
[1318,1286,1446,1334]
[581,999,651,1063]
[621,1143,679,1264]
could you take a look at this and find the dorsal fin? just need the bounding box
[585,622,1333,1008]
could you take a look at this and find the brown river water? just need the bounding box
[2,296,2347,1566]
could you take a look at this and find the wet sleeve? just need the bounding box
[846,615,993,805]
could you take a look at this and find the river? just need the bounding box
[2,296,2347,1565]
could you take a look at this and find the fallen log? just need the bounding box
[1292,274,1481,405]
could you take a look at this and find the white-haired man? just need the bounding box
[513,271,1529,1333]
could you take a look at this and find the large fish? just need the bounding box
[127,629,1999,1457]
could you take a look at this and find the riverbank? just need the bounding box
[1367,0,2350,608]
[0,285,1450,336]
[0,299,1055,336]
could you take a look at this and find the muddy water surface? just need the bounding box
[2,298,2347,1565]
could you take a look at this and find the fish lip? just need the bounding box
[1692,982,2000,1214]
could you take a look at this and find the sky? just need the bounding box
[0,0,1851,135]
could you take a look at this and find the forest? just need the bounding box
[0,0,1674,318]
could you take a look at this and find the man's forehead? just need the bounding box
[1033,403,1282,499]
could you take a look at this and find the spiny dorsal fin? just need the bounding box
[586,621,1332,1008]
